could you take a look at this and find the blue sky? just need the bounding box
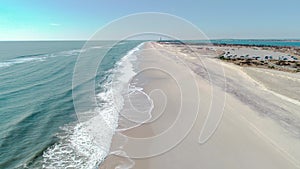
[1,0,300,40]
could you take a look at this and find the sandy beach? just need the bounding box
[100,42,300,169]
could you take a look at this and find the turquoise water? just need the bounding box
[0,41,143,168]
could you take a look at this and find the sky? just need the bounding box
[0,0,300,40]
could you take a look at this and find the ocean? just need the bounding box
[0,40,145,169]
[0,39,299,169]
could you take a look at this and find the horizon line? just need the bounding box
[1,38,300,42]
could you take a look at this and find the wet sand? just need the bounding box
[101,42,300,169]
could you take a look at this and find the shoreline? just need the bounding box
[100,42,300,169]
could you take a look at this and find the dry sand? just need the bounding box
[100,42,300,169]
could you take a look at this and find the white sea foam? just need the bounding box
[0,49,88,69]
[42,42,152,169]
[112,43,154,131]
[0,57,47,68]
[90,46,103,49]
[47,49,87,58]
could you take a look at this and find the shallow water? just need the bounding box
[0,40,144,168]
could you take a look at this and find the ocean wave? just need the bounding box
[15,53,47,59]
[41,42,151,169]
[0,49,85,69]
[0,57,47,68]
[54,49,87,57]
